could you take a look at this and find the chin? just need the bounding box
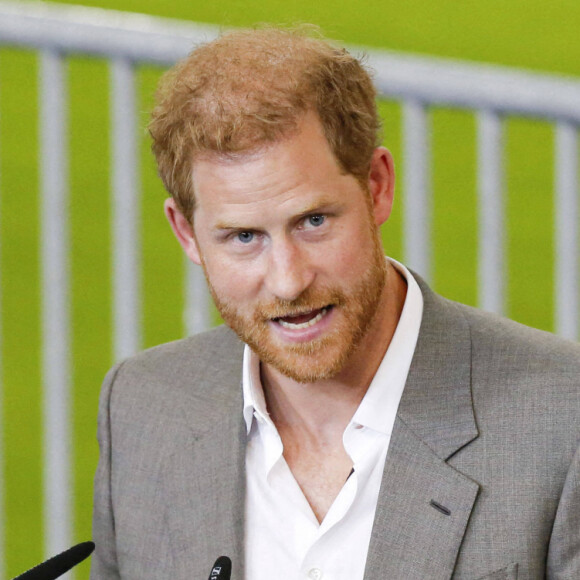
[251,336,356,384]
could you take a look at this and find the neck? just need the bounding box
[261,263,407,442]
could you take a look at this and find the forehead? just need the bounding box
[191,113,360,223]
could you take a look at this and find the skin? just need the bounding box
[165,112,407,522]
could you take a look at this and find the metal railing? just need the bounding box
[0,0,578,575]
[367,49,580,327]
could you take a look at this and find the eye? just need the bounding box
[307,214,325,227]
[237,231,254,244]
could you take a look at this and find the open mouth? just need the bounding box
[274,306,332,330]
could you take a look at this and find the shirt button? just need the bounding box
[308,568,323,580]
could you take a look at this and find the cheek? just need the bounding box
[204,258,261,303]
[324,226,375,274]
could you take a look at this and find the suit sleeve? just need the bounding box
[90,362,124,580]
[547,441,580,579]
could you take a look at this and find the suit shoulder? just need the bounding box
[454,300,580,366]
[121,325,243,372]
[105,325,244,406]
[446,300,580,426]
[415,273,580,368]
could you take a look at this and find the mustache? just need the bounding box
[254,288,345,320]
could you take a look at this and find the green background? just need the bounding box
[1,0,579,577]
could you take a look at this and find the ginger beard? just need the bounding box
[202,212,388,384]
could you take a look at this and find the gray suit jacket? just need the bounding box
[91,279,580,579]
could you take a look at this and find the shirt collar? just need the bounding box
[350,258,423,434]
[242,345,272,434]
[242,257,423,435]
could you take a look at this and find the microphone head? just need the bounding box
[13,541,95,580]
[208,556,232,580]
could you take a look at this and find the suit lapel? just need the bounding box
[165,409,246,580]
[162,330,246,580]
[364,278,480,579]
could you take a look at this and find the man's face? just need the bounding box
[168,115,395,383]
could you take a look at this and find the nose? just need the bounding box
[264,237,314,301]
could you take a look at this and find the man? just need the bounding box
[91,27,580,580]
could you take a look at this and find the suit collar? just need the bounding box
[163,328,246,579]
[364,275,481,579]
[398,274,479,460]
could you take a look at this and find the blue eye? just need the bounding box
[308,215,325,227]
[237,231,254,244]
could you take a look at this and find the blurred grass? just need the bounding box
[139,66,186,348]
[44,0,580,77]
[1,48,43,575]
[68,56,112,580]
[1,0,579,577]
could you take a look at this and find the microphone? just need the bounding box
[207,556,232,580]
[12,541,95,580]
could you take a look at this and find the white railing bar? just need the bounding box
[366,52,580,125]
[403,100,432,282]
[1,2,580,123]
[111,57,141,360]
[555,123,579,340]
[0,63,5,580]
[0,1,218,66]
[477,110,506,315]
[40,49,72,559]
[185,261,212,336]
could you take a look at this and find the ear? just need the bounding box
[368,147,395,227]
[164,198,202,265]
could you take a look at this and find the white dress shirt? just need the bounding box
[243,259,423,580]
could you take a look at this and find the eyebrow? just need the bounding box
[214,197,340,231]
[293,197,339,219]
[214,220,253,231]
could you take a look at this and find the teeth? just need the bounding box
[278,308,328,330]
